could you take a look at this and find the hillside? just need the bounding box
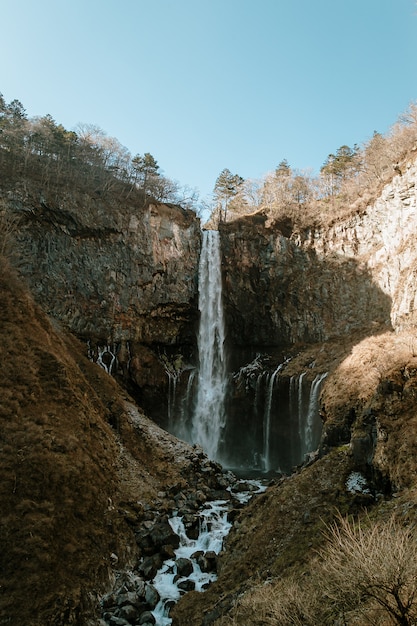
[171,329,417,624]
[0,258,230,625]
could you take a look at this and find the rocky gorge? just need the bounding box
[1,152,417,625]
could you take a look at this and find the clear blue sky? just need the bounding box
[1,0,417,203]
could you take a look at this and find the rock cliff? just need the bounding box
[9,160,417,469]
[3,151,417,625]
[13,193,201,344]
[170,154,417,623]
[220,160,417,348]
[7,190,201,420]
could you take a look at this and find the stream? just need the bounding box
[151,480,266,625]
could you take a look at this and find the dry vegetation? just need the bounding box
[224,514,417,626]
[0,93,198,213]
[0,260,207,625]
[223,101,417,230]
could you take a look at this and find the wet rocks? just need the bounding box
[101,461,238,625]
[175,557,193,578]
[192,550,218,574]
[101,572,159,626]
[100,466,262,626]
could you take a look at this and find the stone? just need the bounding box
[149,522,180,551]
[194,551,217,573]
[138,611,156,625]
[138,554,163,580]
[177,578,196,592]
[144,583,160,608]
[175,557,193,577]
[118,603,139,622]
[109,616,130,626]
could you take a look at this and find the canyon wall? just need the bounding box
[7,159,417,447]
[214,160,417,473]
[220,160,417,349]
[13,194,201,344]
[9,192,201,418]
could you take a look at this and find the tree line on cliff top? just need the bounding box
[212,102,417,227]
[0,93,198,210]
[1,93,416,228]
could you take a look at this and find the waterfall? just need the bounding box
[262,360,289,472]
[191,230,227,460]
[96,344,117,375]
[167,372,177,428]
[289,371,306,445]
[303,372,328,456]
[174,369,197,442]
[151,500,232,625]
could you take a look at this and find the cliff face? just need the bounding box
[171,160,417,625]
[8,192,201,419]
[13,193,201,345]
[220,160,417,348]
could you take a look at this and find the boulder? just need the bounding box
[175,557,193,577]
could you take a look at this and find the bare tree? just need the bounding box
[317,513,417,625]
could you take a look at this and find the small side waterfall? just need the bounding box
[262,360,289,472]
[289,370,328,463]
[191,230,227,460]
[224,356,328,474]
[302,372,328,456]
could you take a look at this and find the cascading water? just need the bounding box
[151,500,231,625]
[302,372,328,456]
[262,358,292,472]
[263,363,285,472]
[191,230,227,460]
[222,355,328,474]
[156,231,328,475]
[150,482,267,625]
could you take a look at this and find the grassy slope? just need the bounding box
[0,259,198,625]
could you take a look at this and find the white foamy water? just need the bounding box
[191,230,227,460]
[151,500,231,625]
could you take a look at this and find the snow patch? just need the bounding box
[345,471,371,494]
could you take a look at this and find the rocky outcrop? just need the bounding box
[12,193,201,345]
[220,160,417,348]
[6,191,201,420]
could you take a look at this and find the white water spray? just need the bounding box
[151,500,231,625]
[191,230,227,460]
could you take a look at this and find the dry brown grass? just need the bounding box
[0,260,124,624]
[0,261,201,625]
[220,513,417,626]
[321,330,415,417]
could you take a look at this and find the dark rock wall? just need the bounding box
[219,215,392,348]
[8,160,417,442]
[14,196,201,345]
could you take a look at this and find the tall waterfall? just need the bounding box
[191,230,227,460]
